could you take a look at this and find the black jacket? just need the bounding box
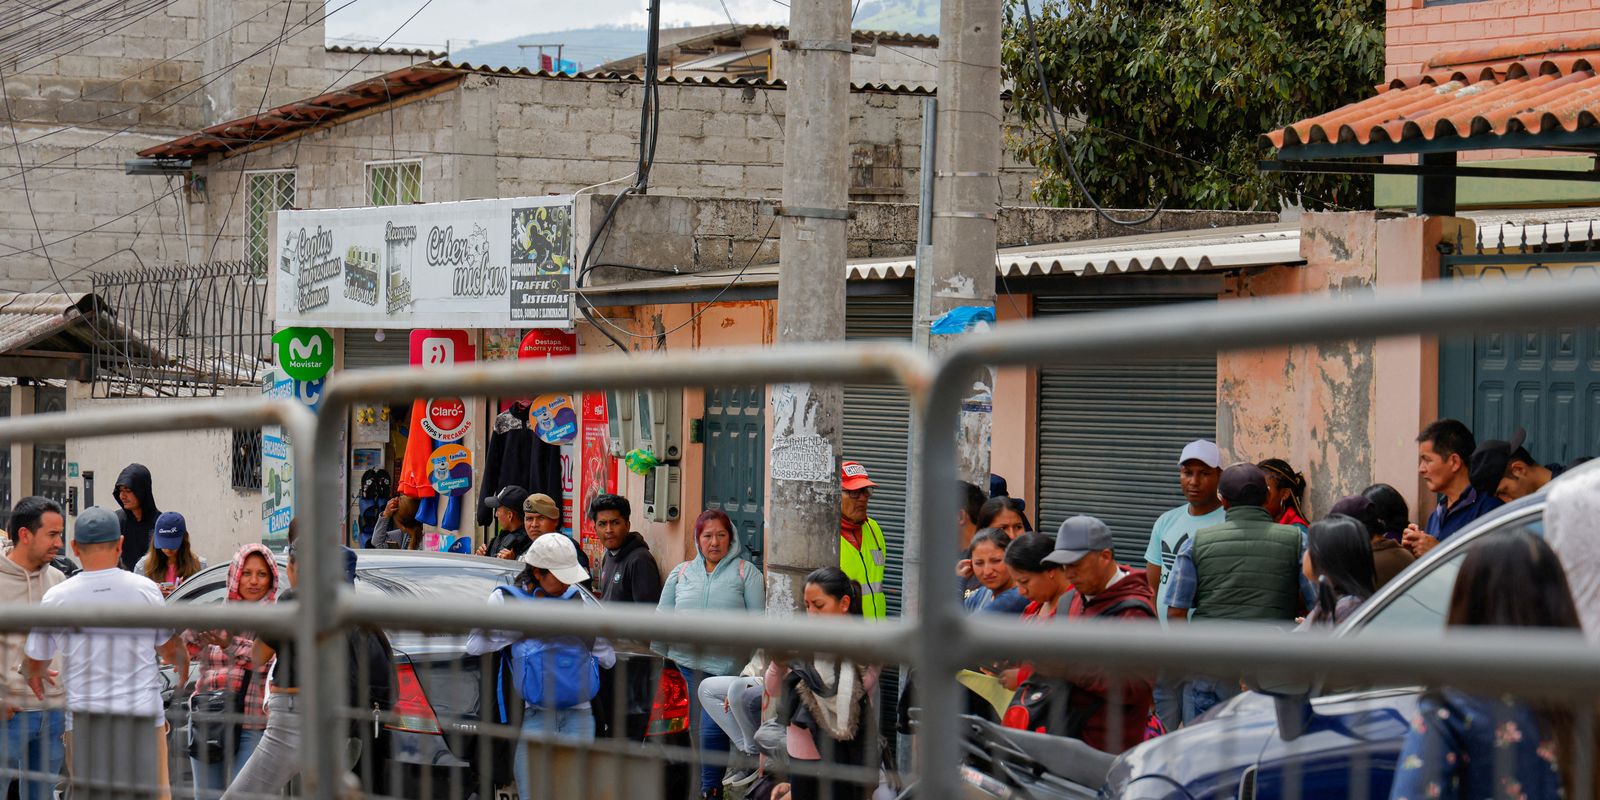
[598,532,662,604]
[478,402,563,527]
[113,463,159,571]
[484,526,533,560]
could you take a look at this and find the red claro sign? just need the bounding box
[421,397,471,442]
[519,329,577,359]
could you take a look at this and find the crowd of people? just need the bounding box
[0,413,1589,800]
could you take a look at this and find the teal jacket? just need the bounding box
[653,536,765,675]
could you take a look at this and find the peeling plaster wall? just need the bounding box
[1219,213,1382,519]
[1219,211,1456,522]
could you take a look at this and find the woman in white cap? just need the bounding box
[466,535,616,800]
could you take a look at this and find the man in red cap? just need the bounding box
[840,461,888,618]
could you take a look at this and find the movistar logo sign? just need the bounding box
[272,327,333,382]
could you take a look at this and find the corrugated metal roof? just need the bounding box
[1265,39,1600,153]
[139,59,933,159]
[326,44,447,59]
[577,223,1302,299]
[0,292,91,354]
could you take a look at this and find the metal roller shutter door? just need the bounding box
[1034,294,1216,564]
[843,296,913,616]
[341,329,411,370]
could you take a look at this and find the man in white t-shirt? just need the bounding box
[1141,439,1224,732]
[23,506,183,800]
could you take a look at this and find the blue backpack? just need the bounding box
[494,586,600,713]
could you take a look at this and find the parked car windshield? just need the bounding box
[1348,514,1545,640]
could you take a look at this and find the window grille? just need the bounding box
[367,160,422,206]
[231,427,263,491]
[245,171,296,275]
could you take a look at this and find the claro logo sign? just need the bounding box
[421,397,471,442]
[272,327,333,382]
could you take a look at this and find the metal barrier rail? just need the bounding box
[3,275,1600,799]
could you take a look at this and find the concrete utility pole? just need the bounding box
[903,0,1003,617]
[765,0,853,615]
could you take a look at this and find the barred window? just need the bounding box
[245,171,296,275]
[367,160,422,207]
[231,427,262,491]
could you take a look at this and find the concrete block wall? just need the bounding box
[487,73,1036,205]
[0,0,433,290]
[1385,0,1600,80]
[187,87,466,265]
[578,193,1279,285]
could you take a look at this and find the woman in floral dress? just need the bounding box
[1390,529,1583,800]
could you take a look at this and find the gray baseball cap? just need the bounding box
[1042,515,1113,566]
[74,506,121,545]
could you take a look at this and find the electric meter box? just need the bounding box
[635,388,683,461]
[644,465,681,522]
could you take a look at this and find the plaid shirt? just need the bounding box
[184,630,270,729]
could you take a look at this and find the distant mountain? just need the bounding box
[448,1,941,73]
[852,0,939,35]
[447,24,702,72]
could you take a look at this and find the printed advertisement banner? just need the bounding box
[275,196,574,329]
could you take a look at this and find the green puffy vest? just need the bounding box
[1190,506,1302,624]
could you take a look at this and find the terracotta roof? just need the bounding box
[139,60,933,159]
[1265,38,1600,155]
[138,64,468,159]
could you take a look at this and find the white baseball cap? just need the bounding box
[520,534,590,585]
[1178,439,1222,468]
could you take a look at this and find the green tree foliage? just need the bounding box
[1001,0,1384,211]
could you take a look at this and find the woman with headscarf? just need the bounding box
[1257,458,1309,532]
[184,544,280,799]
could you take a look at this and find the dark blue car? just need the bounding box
[1099,490,1554,799]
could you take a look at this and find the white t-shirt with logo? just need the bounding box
[24,568,170,727]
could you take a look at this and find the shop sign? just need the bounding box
[410,329,475,368]
[260,367,323,545]
[272,327,333,382]
[275,196,574,329]
[428,444,473,495]
[531,393,578,444]
[421,397,471,442]
[518,329,577,359]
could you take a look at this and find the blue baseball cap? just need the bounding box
[153,511,187,550]
[73,507,120,545]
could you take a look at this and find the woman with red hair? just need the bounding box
[655,509,766,798]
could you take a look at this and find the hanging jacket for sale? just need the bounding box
[478,400,563,527]
[398,399,441,527]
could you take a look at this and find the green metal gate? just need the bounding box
[703,385,766,565]
[1440,264,1600,462]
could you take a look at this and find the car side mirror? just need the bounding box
[1246,673,1316,742]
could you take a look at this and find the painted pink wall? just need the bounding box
[990,294,1035,509]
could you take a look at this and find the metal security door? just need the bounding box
[32,385,67,512]
[843,296,913,615]
[703,385,766,565]
[1034,294,1217,563]
[1440,266,1600,462]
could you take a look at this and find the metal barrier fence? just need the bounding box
[3,274,1600,800]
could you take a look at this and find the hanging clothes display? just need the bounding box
[478,400,563,526]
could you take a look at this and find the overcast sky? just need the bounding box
[323,0,790,49]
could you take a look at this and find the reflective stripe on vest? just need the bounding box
[841,518,888,619]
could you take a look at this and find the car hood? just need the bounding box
[1103,688,1420,798]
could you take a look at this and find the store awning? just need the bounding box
[577,223,1303,306]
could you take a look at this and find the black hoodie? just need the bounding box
[113,463,159,571]
[597,532,662,604]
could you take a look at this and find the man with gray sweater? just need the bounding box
[0,497,68,800]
